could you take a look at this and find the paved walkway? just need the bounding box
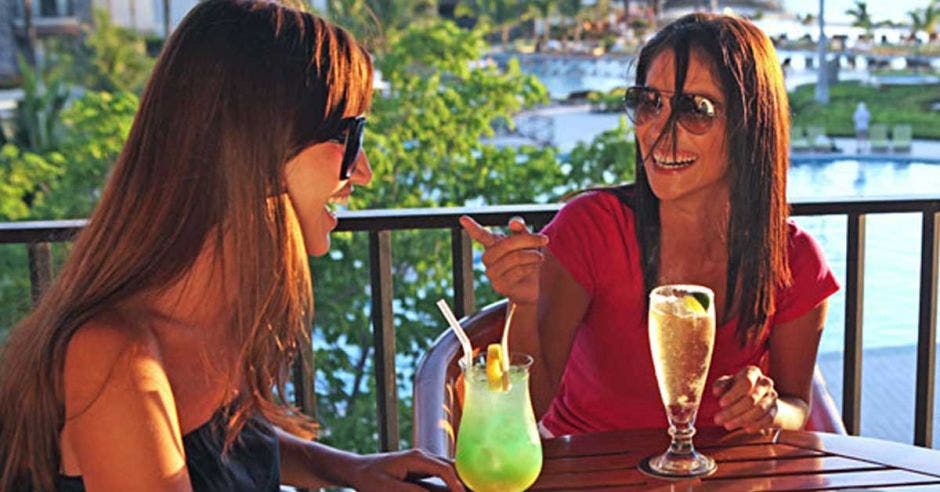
[817,346,940,449]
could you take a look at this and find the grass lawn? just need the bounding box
[789,81,940,139]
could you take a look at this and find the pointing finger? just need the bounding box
[459,215,500,248]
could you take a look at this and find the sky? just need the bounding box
[782,0,932,24]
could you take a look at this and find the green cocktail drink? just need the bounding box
[455,352,542,492]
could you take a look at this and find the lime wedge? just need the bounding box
[691,292,711,311]
[683,293,709,314]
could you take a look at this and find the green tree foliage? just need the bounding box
[68,9,155,93]
[789,81,940,139]
[315,0,439,51]
[558,0,586,41]
[311,20,561,452]
[562,117,635,192]
[311,21,635,452]
[11,55,69,153]
[0,90,137,221]
[0,90,137,340]
[31,91,139,218]
[460,0,531,44]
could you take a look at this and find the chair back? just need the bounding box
[414,301,507,458]
[791,125,810,152]
[870,123,890,152]
[892,124,913,152]
[413,300,847,458]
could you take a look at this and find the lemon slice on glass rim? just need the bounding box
[683,292,710,314]
[485,343,510,391]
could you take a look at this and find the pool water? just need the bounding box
[788,158,940,355]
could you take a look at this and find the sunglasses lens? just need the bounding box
[340,118,366,179]
[624,88,659,126]
[674,95,717,135]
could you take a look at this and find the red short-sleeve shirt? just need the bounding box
[540,191,840,435]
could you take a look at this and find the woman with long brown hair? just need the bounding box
[461,13,839,437]
[0,0,463,490]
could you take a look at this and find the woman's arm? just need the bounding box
[767,300,829,429]
[277,428,464,490]
[712,300,829,432]
[528,249,589,417]
[460,217,589,418]
[62,321,192,491]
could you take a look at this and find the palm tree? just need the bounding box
[845,1,874,36]
[558,0,584,42]
[463,0,529,45]
[529,0,555,46]
[908,9,926,42]
[319,0,428,51]
[923,2,940,42]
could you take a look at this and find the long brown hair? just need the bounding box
[628,13,791,345]
[0,0,373,489]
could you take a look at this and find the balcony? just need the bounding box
[11,0,83,37]
[1,196,938,451]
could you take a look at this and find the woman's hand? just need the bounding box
[459,215,549,305]
[713,365,779,433]
[347,448,465,491]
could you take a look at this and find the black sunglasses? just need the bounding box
[624,86,721,135]
[328,116,367,180]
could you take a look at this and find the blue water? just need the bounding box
[788,157,940,446]
[788,157,940,355]
[507,49,870,100]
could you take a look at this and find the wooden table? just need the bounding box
[532,427,940,490]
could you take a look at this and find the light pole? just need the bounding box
[163,0,171,39]
[815,0,829,103]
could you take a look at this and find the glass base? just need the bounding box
[638,451,716,479]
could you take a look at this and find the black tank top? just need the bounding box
[57,406,279,491]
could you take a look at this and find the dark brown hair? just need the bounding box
[0,0,373,489]
[629,13,792,344]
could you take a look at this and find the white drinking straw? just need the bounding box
[436,299,474,369]
[500,302,517,373]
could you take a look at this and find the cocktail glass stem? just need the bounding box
[667,420,696,458]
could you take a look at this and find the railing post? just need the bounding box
[914,209,938,447]
[291,344,317,421]
[370,230,399,451]
[27,242,53,304]
[451,228,475,318]
[843,213,865,436]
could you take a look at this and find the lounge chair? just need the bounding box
[869,124,889,153]
[892,124,912,153]
[806,125,831,152]
[791,125,810,152]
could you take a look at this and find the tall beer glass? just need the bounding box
[642,284,717,478]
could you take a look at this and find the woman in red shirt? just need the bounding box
[461,13,839,437]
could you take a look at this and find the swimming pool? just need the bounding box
[788,156,940,355]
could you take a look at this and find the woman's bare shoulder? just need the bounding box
[61,311,189,488]
[63,310,166,418]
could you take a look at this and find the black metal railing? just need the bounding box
[1,197,938,449]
